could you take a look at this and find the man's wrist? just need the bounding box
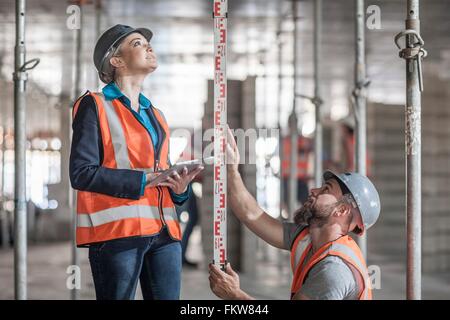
[228,168,240,179]
[233,289,252,300]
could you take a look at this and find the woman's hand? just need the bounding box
[145,172,161,186]
[157,165,204,194]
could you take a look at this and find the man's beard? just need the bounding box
[294,199,359,235]
[293,203,314,225]
[293,198,332,226]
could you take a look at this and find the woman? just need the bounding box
[69,24,203,300]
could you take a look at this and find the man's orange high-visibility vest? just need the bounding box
[72,92,181,246]
[290,227,372,300]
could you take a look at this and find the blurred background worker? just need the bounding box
[281,134,312,206]
[339,117,372,175]
[70,24,202,300]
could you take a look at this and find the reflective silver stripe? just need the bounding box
[364,284,369,299]
[97,94,131,169]
[77,205,162,227]
[163,207,178,222]
[293,234,311,272]
[328,243,367,277]
[328,243,370,298]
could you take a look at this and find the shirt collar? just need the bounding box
[102,82,151,110]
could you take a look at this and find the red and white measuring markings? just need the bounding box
[213,0,227,271]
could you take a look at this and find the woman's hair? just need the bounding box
[100,43,123,83]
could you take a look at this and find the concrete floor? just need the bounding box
[1,238,450,300]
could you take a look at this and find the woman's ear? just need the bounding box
[109,56,122,69]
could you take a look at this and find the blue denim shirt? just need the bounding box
[102,82,190,202]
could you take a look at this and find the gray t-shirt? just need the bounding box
[283,222,360,300]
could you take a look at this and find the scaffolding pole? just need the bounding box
[70,1,84,301]
[13,0,39,300]
[95,0,102,89]
[313,0,323,188]
[353,0,369,259]
[1,122,7,249]
[395,0,426,300]
[276,1,288,274]
[288,0,299,218]
[277,17,284,223]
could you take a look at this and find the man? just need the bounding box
[208,128,380,300]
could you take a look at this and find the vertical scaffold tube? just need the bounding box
[354,0,368,259]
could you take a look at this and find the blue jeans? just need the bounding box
[88,227,181,300]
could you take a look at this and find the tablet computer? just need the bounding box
[147,156,213,187]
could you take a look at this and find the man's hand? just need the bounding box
[209,263,251,300]
[157,166,204,194]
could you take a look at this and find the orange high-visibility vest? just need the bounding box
[290,227,372,300]
[281,136,311,179]
[72,91,181,246]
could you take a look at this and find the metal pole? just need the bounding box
[394,0,424,300]
[70,2,83,300]
[1,123,8,249]
[354,0,367,259]
[394,0,426,300]
[276,28,284,223]
[276,1,288,274]
[405,2,422,299]
[313,0,323,188]
[288,0,299,218]
[95,0,102,89]
[13,0,28,300]
[405,0,422,300]
[213,0,228,271]
[0,122,3,202]
[74,7,83,100]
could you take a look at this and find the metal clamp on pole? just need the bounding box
[20,58,40,71]
[350,78,371,122]
[395,29,427,91]
[13,58,40,88]
[296,93,323,109]
[13,58,40,81]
